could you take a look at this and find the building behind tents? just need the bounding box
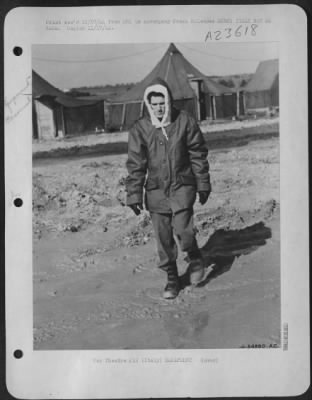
[32,70,105,140]
[107,43,243,131]
[244,59,279,111]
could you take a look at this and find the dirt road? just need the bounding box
[33,136,280,350]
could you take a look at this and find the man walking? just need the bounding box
[126,78,211,299]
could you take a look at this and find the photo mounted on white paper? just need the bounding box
[32,41,280,350]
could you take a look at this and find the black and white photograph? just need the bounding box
[4,5,309,398]
[32,41,281,350]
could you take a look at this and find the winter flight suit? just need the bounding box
[125,79,210,272]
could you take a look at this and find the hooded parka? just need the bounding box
[126,79,210,214]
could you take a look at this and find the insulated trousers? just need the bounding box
[150,208,200,271]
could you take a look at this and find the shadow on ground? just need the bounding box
[180,222,272,289]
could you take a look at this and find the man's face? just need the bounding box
[150,95,166,119]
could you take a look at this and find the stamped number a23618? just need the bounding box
[205,24,258,41]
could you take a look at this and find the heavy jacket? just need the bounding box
[126,80,210,213]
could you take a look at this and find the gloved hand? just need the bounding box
[198,190,210,205]
[129,202,144,216]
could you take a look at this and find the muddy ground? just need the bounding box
[33,127,280,350]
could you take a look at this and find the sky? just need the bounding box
[32,42,278,90]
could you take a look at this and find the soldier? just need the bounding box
[126,78,211,299]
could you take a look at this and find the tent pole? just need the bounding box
[193,97,199,120]
[243,92,246,115]
[103,101,105,130]
[213,96,217,120]
[52,106,58,138]
[121,103,126,131]
[60,105,66,137]
[33,100,41,139]
[236,91,240,117]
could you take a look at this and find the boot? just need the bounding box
[163,264,180,299]
[188,250,205,285]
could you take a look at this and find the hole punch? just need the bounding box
[13,349,23,359]
[13,47,23,56]
[14,198,23,207]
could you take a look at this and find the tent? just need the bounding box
[244,59,279,110]
[32,70,105,139]
[107,43,240,130]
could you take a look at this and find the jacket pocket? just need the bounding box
[178,174,197,186]
[144,178,159,191]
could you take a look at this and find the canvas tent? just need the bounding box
[32,70,105,139]
[244,59,279,110]
[107,43,241,131]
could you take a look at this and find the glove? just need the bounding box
[198,190,210,205]
[129,202,144,216]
